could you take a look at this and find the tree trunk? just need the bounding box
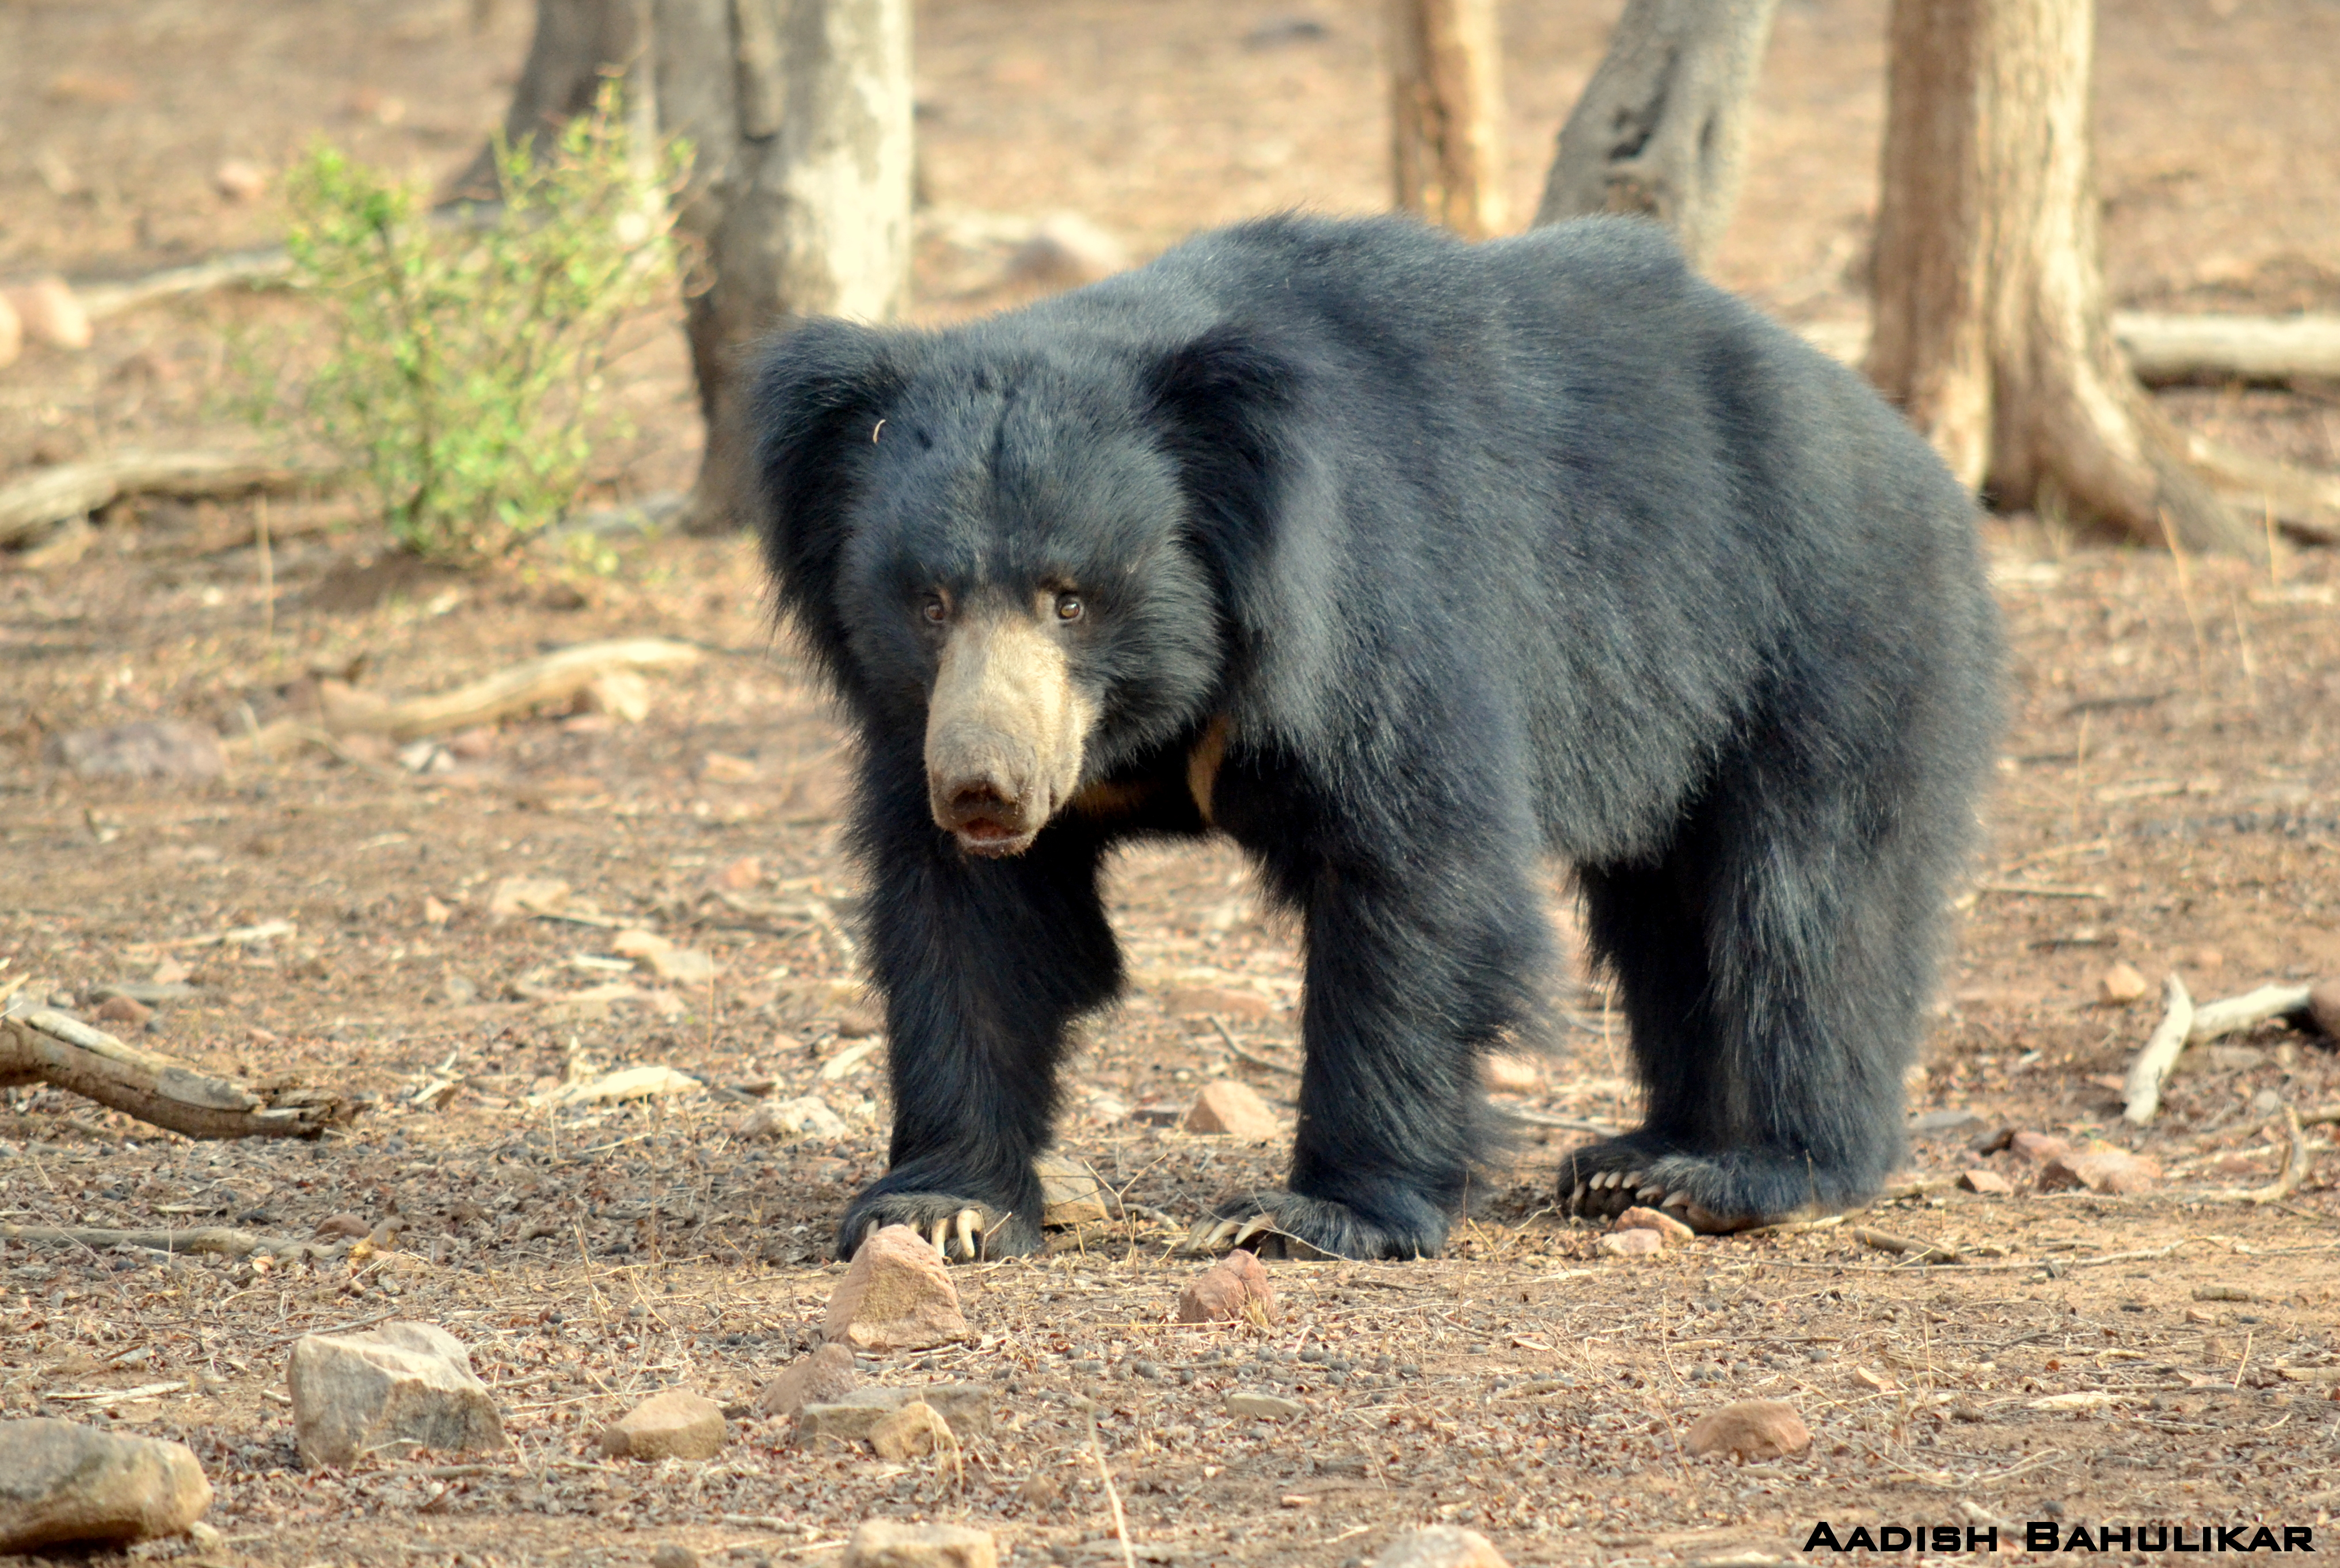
[1388,0,1506,239]
[1532,0,1779,270]
[1866,0,2253,555]
[458,0,913,532]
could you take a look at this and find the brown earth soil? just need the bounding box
[5,3,2340,1566]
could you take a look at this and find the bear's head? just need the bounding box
[751,313,1298,858]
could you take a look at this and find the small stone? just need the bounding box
[1615,1207,1694,1243]
[843,1519,996,1568]
[2194,1283,2254,1303]
[1183,1079,1283,1140]
[602,1390,726,1461]
[610,927,717,985]
[1597,1227,1665,1258]
[1176,1249,1277,1325]
[1683,1399,1812,1462]
[2038,1148,2160,1196]
[551,1065,700,1105]
[435,972,480,1007]
[486,876,569,922]
[1481,1052,1542,1094]
[1036,1151,1109,1225]
[2308,980,2340,1041]
[756,1343,858,1419]
[737,1094,847,1142]
[823,1226,972,1350]
[149,956,191,986]
[650,1546,702,1568]
[445,726,498,760]
[94,995,152,1026]
[713,855,763,891]
[2099,962,2149,1004]
[1225,1390,1304,1419]
[869,1401,952,1459]
[1163,985,1273,1020]
[5,278,92,351]
[0,1419,212,1552]
[287,1321,505,1469]
[1958,1169,2013,1195]
[212,159,267,201]
[43,721,224,782]
[2008,1131,2072,1164]
[315,1212,370,1239]
[421,895,452,926]
[1372,1526,1511,1568]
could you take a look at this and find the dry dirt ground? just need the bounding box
[6,2,2340,1566]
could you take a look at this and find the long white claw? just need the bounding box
[1234,1215,1273,1249]
[1568,1181,1586,1206]
[863,1220,879,1249]
[1662,1191,1692,1211]
[955,1209,980,1259]
[1637,1185,1665,1203]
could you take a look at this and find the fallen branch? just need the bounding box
[0,1222,329,1261]
[1850,1226,1959,1264]
[2190,983,2315,1043]
[229,637,703,755]
[73,248,294,321]
[2182,435,2340,546]
[1,451,340,548]
[0,1002,353,1140]
[2203,1106,2316,1206]
[2122,313,2340,386]
[2122,973,2196,1125]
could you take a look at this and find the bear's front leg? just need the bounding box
[841,775,1121,1263]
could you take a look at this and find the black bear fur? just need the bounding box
[752,213,2004,1262]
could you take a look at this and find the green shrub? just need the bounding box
[280,89,683,565]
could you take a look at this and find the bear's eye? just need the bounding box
[920,592,950,625]
[1054,591,1084,622]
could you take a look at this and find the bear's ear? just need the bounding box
[1145,323,1302,583]
[749,317,910,672]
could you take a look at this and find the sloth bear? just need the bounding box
[753,213,2002,1262]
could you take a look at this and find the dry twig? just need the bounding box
[2123,973,2197,1125]
[1,1002,353,1140]
[2204,1106,2316,1205]
[1,451,337,549]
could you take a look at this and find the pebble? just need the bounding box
[2037,1147,2160,1196]
[1597,1227,1665,1258]
[868,1400,952,1459]
[650,1546,702,1568]
[1176,1249,1277,1324]
[43,721,224,782]
[0,1418,213,1552]
[286,1322,505,1470]
[212,158,267,200]
[1036,1151,1110,1224]
[737,1094,848,1142]
[713,855,763,891]
[1225,1390,1304,1419]
[602,1390,726,1461]
[2099,962,2149,1004]
[486,876,570,922]
[798,1384,994,1442]
[2008,1130,2072,1163]
[2309,979,2340,1041]
[1958,1169,2013,1195]
[843,1519,996,1568]
[5,277,92,351]
[1372,1526,1511,1568]
[314,1213,370,1239]
[2193,1283,2254,1303]
[1684,1399,1812,1462]
[611,927,718,984]
[1183,1079,1283,1140]
[1614,1207,1694,1243]
[756,1342,857,1419]
[93,995,153,1026]
[824,1226,973,1350]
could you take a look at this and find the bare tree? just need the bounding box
[1532,0,1780,270]
[1864,0,2251,554]
[461,0,913,531]
[1388,0,1506,239]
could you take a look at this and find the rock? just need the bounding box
[1225,1390,1304,1420]
[1175,1249,1277,1325]
[1005,212,1127,289]
[421,895,452,926]
[1183,1079,1282,1140]
[2008,1131,2072,1164]
[1481,1052,1542,1094]
[1683,1399,1812,1462]
[601,1390,726,1461]
[756,1343,858,1419]
[1036,1151,1109,1224]
[2098,962,2149,1004]
[823,1226,972,1350]
[486,876,569,922]
[0,292,19,367]
[2309,979,2340,1041]
[43,721,225,782]
[1372,1526,1511,1568]
[650,1546,703,1568]
[869,1401,952,1459]
[843,1519,996,1568]
[5,278,92,351]
[1909,1107,1985,1137]
[287,1322,505,1469]
[2038,1148,2160,1196]
[738,1094,849,1142]
[610,927,718,984]
[1597,1227,1665,1258]
[714,855,763,891]
[314,1212,369,1239]
[94,994,153,1026]
[435,972,480,1007]
[0,1419,212,1552]
[1162,985,1272,1020]
[212,158,267,201]
[1615,1207,1694,1243]
[798,1384,994,1441]
[1958,1169,2013,1195]
[2194,1283,2254,1303]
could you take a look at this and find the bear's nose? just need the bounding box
[933,775,1040,855]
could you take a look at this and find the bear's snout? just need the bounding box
[923,608,1096,858]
